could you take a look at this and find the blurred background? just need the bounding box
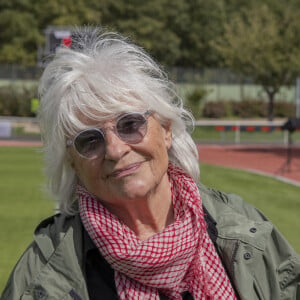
[1,0,300,292]
[1,0,300,133]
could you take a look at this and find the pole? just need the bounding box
[296,77,300,118]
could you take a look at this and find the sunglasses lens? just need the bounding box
[71,112,149,159]
[74,129,105,159]
[117,113,148,143]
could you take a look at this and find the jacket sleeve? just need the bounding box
[201,185,300,300]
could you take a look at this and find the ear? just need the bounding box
[67,150,78,172]
[70,160,77,171]
[163,123,172,150]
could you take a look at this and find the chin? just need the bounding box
[120,179,151,199]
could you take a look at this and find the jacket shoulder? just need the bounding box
[199,183,300,300]
[34,213,81,260]
[199,182,266,222]
[1,213,84,300]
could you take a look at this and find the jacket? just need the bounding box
[1,183,300,300]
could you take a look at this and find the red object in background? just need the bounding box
[261,126,270,132]
[62,37,72,48]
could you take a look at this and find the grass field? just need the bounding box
[0,147,54,291]
[0,147,299,292]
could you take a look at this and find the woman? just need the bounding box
[1,28,299,300]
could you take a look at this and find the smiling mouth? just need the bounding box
[108,162,143,178]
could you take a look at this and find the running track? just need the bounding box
[198,144,300,186]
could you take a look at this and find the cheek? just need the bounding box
[71,158,102,187]
[146,128,170,168]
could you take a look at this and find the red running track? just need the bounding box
[198,144,300,185]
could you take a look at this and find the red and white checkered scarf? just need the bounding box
[78,163,236,300]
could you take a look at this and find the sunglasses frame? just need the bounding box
[66,110,152,159]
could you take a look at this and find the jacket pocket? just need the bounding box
[277,256,300,300]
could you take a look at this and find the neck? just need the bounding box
[103,175,174,241]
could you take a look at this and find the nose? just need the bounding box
[104,129,131,160]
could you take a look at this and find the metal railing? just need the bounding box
[194,119,290,144]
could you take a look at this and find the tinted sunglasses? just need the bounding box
[67,111,152,159]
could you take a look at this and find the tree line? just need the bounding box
[1,0,300,119]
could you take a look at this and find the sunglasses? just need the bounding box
[67,111,152,159]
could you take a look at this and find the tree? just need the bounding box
[100,0,184,66]
[213,3,300,120]
[0,0,42,65]
[35,0,101,30]
[0,0,102,65]
[176,0,226,68]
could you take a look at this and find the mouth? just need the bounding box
[108,162,144,179]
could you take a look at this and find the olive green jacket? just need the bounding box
[1,184,300,300]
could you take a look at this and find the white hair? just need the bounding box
[38,27,199,215]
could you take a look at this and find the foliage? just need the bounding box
[0,0,228,67]
[100,0,184,66]
[185,87,208,119]
[0,84,38,116]
[0,82,295,119]
[0,0,101,65]
[202,101,227,118]
[175,0,226,67]
[273,101,296,118]
[0,9,42,65]
[213,2,300,120]
[201,99,295,119]
[1,0,300,122]
[231,100,268,118]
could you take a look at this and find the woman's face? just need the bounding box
[69,113,172,207]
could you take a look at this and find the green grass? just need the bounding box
[0,147,54,291]
[200,163,300,253]
[0,147,299,292]
[192,126,300,144]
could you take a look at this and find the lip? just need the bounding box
[108,162,143,178]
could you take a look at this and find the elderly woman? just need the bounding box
[1,28,299,300]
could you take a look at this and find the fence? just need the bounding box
[0,65,43,81]
[0,65,243,83]
[193,119,296,145]
[1,116,300,145]
[0,65,296,103]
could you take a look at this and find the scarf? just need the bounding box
[78,163,236,300]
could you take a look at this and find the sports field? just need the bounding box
[0,146,299,292]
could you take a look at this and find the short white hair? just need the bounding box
[38,27,199,215]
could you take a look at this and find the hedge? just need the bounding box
[0,84,38,117]
[0,85,296,119]
[192,99,295,119]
